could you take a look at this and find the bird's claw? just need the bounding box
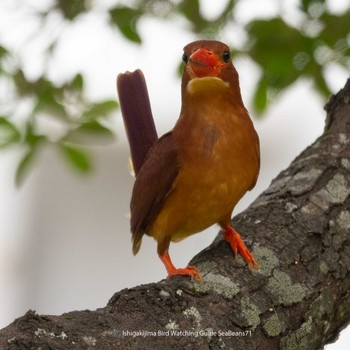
[167,265,203,283]
[224,226,259,271]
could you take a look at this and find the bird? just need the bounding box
[117,40,260,282]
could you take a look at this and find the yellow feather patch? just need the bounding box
[128,157,135,177]
[187,77,229,94]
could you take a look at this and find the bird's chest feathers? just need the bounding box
[173,76,257,202]
[176,80,246,165]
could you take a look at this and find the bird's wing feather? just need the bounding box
[130,131,179,253]
[248,129,260,191]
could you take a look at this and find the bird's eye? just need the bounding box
[182,53,188,64]
[222,51,230,63]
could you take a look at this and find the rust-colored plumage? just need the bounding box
[117,40,260,282]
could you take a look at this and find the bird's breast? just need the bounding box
[149,95,259,239]
[148,81,259,241]
[175,91,254,169]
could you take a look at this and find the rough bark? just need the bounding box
[1,78,349,350]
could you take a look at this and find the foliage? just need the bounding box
[0,0,349,183]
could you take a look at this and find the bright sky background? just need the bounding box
[0,0,349,348]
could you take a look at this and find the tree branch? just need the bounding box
[1,79,350,350]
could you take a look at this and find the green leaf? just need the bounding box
[246,18,310,102]
[64,120,115,144]
[57,0,86,20]
[24,121,46,147]
[31,81,69,120]
[34,92,66,117]
[82,100,118,120]
[0,45,8,59]
[312,70,331,97]
[77,120,114,134]
[319,11,350,49]
[0,117,21,148]
[15,148,37,187]
[300,0,326,16]
[70,73,84,91]
[60,144,92,173]
[15,75,67,120]
[13,69,32,96]
[110,6,142,43]
[179,0,205,32]
[15,121,46,186]
[253,78,268,114]
[248,19,304,73]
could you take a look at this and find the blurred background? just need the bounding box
[0,0,349,348]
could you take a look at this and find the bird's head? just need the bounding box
[181,40,239,91]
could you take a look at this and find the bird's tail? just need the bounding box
[117,69,158,175]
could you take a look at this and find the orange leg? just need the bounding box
[159,251,203,283]
[223,225,259,271]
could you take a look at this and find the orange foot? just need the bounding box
[223,225,259,271]
[159,252,203,283]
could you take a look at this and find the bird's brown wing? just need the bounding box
[248,128,261,191]
[130,131,179,254]
[117,69,158,175]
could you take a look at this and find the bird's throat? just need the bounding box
[187,77,229,95]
